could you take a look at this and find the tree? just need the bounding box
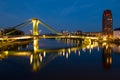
[4,28,24,35]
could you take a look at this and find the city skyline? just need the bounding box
[0,0,120,33]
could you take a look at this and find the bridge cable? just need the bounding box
[39,20,61,35]
[12,20,31,29]
[5,21,32,35]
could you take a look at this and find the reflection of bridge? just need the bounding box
[0,42,99,71]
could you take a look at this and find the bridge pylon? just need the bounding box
[32,18,39,36]
[32,18,39,54]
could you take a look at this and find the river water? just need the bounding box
[0,39,120,80]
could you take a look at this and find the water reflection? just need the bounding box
[0,38,100,72]
[0,38,120,73]
[33,37,39,54]
[102,42,112,69]
[30,54,42,72]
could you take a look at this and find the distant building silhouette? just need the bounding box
[102,10,113,38]
[84,32,101,37]
[0,29,4,35]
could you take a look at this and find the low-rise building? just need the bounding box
[113,28,120,39]
[83,32,102,37]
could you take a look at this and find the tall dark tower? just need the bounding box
[102,10,113,38]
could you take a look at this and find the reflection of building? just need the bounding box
[113,28,120,39]
[102,10,113,38]
[112,44,120,53]
[102,44,112,69]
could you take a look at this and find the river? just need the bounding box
[0,39,120,80]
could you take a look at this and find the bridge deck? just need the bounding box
[0,35,98,40]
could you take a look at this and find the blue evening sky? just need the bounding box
[0,0,120,33]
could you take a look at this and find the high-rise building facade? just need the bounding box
[102,10,113,38]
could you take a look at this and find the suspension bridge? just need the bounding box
[0,18,100,71]
[0,18,98,41]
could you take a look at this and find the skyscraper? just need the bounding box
[102,10,113,38]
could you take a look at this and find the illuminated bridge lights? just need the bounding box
[0,35,99,41]
[0,18,100,44]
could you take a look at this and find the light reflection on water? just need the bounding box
[0,38,120,80]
